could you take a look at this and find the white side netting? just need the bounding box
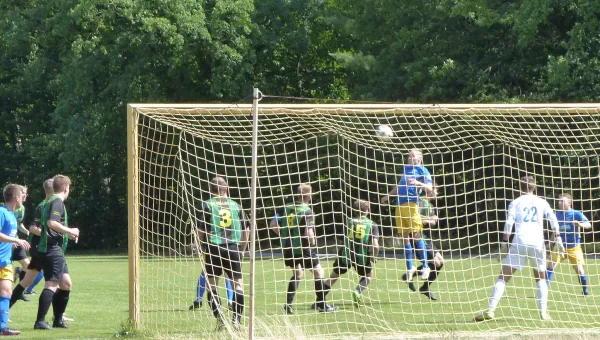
[132,104,600,338]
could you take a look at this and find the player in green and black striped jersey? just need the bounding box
[402,188,445,301]
[269,183,337,314]
[197,176,250,329]
[322,200,380,306]
[11,179,54,308]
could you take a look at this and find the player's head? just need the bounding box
[43,178,54,196]
[297,183,312,204]
[3,184,24,208]
[407,148,423,165]
[210,176,228,196]
[558,193,573,211]
[520,175,536,194]
[353,199,370,217]
[53,174,71,200]
[18,185,28,202]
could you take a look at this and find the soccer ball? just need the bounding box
[376,125,393,140]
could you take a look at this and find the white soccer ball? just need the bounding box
[376,125,393,140]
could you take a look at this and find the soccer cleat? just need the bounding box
[583,292,591,298]
[420,266,431,281]
[473,310,494,322]
[189,301,201,310]
[419,286,437,301]
[0,328,21,336]
[352,291,363,306]
[401,273,417,292]
[24,290,36,295]
[283,304,294,315]
[52,314,74,322]
[33,321,52,330]
[405,267,417,284]
[317,304,338,313]
[17,294,30,302]
[52,318,68,329]
[310,302,317,310]
[540,313,552,321]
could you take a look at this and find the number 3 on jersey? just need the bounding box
[523,206,538,222]
[219,209,232,228]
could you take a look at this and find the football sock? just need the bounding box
[233,290,244,323]
[579,274,589,295]
[404,242,414,270]
[195,271,206,303]
[356,277,371,294]
[314,280,325,308]
[430,263,443,282]
[18,269,26,282]
[415,239,428,265]
[537,279,548,315]
[226,279,234,305]
[323,281,332,298]
[286,276,300,305]
[206,290,222,319]
[546,268,554,287]
[52,289,70,320]
[0,296,9,330]
[36,289,54,322]
[9,284,25,308]
[26,272,45,294]
[488,279,506,311]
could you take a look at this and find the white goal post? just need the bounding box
[127,95,600,339]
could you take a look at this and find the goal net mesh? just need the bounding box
[129,104,600,338]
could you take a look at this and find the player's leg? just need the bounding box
[225,278,234,307]
[570,247,589,296]
[189,270,207,310]
[25,271,45,295]
[310,262,336,313]
[52,269,72,329]
[10,268,39,308]
[352,261,373,306]
[397,205,417,281]
[283,258,303,314]
[34,253,62,330]
[11,248,30,302]
[546,250,560,287]
[204,245,225,325]
[323,256,346,298]
[531,246,550,320]
[0,266,20,335]
[412,231,429,280]
[419,250,444,301]
[226,244,244,325]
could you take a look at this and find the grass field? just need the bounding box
[139,255,600,339]
[7,255,600,339]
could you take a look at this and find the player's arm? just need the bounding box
[17,223,29,236]
[305,210,317,246]
[268,212,282,237]
[372,224,380,262]
[196,204,209,252]
[29,225,42,236]
[240,211,251,253]
[381,186,398,204]
[574,211,591,229]
[544,203,565,254]
[0,216,30,250]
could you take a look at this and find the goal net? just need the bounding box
[127,101,600,338]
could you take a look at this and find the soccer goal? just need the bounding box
[127,93,600,339]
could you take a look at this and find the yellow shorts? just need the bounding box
[551,245,585,266]
[395,202,423,234]
[0,266,13,282]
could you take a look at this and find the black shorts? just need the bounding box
[283,248,319,269]
[204,244,242,280]
[28,252,43,272]
[332,250,372,277]
[11,246,28,262]
[41,252,69,281]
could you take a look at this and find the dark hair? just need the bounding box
[353,199,370,216]
[520,176,536,193]
[53,174,71,193]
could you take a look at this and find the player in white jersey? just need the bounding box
[474,176,564,321]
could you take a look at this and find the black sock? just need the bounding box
[234,290,244,323]
[36,289,55,322]
[52,289,70,321]
[206,290,222,319]
[286,276,299,305]
[429,263,443,283]
[18,269,26,282]
[356,277,371,294]
[10,283,26,308]
[314,280,325,308]
[323,281,331,298]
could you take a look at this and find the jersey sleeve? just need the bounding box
[48,199,65,222]
[371,222,380,238]
[503,201,516,235]
[240,209,250,230]
[421,166,433,184]
[575,210,590,223]
[304,208,315,236]
[197,202,210,234]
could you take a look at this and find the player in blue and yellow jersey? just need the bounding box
[34,175,80,330]
[322,200,380,306]
[381,149,434,282]
[0,184,32,335]
[269,183,337,314]
[10,179,54,308]
[546,193,592,296]
[198,177,250,329]
[11,186,32,302]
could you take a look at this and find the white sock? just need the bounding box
[537,279,548,315]
[488,279,506,311]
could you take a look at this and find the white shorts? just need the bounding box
[503,244,546,271]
